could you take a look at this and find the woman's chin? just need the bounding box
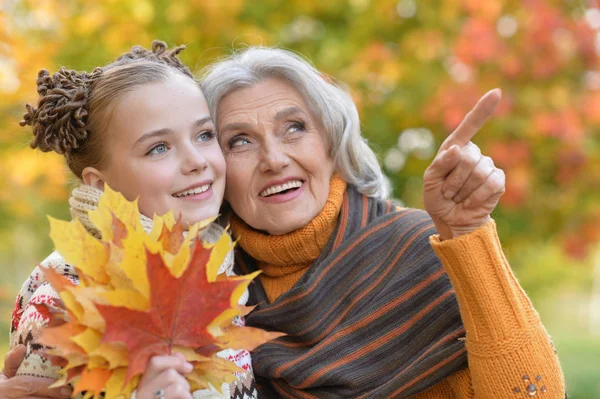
[262,216,312,236]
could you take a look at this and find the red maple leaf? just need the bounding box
[95,238,243,385]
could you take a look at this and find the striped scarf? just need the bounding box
[235,185,468,398]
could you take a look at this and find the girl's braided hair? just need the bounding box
[20,40,195,178]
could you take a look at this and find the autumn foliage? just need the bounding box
[35,187,282,398]
[1,1,599,262]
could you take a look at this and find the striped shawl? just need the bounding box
[235,185,468,398]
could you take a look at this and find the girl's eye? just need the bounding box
[147,143,169,156]
[197,130,216,142]
[229,136,251,149]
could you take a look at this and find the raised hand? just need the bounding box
[423,89,505,240]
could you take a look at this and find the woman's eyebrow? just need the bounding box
[274,106,305,121]
[220,121,254,133]
[220,107,305,134]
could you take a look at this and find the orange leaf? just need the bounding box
[216,326,285,351]
[38,323,87,356]
[157,216,185,254]
[73,367,112,397]
[41,266,77,292]
[95,239,245,386]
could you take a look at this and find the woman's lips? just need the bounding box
[258,182,305,204]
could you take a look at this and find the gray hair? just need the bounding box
[200,47,389,198]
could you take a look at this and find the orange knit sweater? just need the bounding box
[232,177,565,398]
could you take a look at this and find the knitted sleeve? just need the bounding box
[424,220,565,399]
[10,251,76,380]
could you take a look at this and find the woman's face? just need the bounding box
[85,73,226,227]
[217,78,335,235]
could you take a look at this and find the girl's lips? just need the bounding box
[258,182,305,204]
[175,186,213,201]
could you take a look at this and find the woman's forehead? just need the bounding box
[217,79,311,119]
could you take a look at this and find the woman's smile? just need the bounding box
[217,78,335,235]
[258,177,305,203]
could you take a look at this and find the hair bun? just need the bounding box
[113,40,192,79]
[20,67,102,154]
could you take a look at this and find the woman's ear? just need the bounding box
[81,166,106,190]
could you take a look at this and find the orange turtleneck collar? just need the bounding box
[231,175,347,302]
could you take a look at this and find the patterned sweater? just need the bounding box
[10,185,257,399]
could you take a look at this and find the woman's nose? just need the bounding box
[259,142,290,174]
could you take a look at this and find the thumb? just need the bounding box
[424,145,461,182]
[2,345,26,378]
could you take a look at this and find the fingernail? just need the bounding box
[185,362,194,372]
[443,190,455,200]
[442,150,453,161]
[60,387,73,397]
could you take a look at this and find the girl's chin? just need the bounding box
[179,212,220,226]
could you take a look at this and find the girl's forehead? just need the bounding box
[106,79,210,144]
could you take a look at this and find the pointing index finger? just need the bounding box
[440,88,502,151]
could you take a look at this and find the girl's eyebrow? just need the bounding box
[193,116,214,128]
[134,117,214,147]
[134,128,172,148]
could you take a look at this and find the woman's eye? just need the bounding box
[197,130,215,142]
[147,143,168,156]
[229,136,251,149]
[288,121,306,133]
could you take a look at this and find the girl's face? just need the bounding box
[83,73,226,227]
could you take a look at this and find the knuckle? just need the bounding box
[482,156,494,168]
[172,357,184,370]
[172,383,190,398]
[461,152,479,167]
[472,167,489,182]
[149,356,161,370]
[496,167,506,179]
[489,174,505,192]
[166,368,180,382]
[449,175,465,188]
[467,142,482,154]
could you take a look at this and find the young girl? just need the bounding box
[10,41,255,399]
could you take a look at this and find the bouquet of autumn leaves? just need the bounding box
[34,186,283,399]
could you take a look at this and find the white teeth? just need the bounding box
[173,184,210,197]
[259,180,303,197]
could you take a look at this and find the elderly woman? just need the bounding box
[199,47,565,398]
[1,47,565,399]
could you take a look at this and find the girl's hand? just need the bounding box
[136,353,194,399]
[423,89,505,240]
[0,345,72,399]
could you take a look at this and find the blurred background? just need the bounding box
[0,0,599,396]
